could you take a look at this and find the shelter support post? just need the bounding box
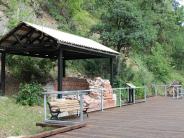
[63,59,66,77]
[58,47,63,98]
[0,53,5,96]
[110,58,113,86]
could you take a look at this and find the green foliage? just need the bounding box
[92,0,184,85]
[3,1,55,83]
[2,0,184,87]
[92,0,145,52]
[16,83,43,106]
[113,55,135,87]
[82,59,110,78]
[131,54,155,85]
[167,28,184,70]
[146,43,171,82]
[114,53,155,88]
[6,56,54,82]
[5,0,37,29]
[0,97,49,137]
[46,0,98,35]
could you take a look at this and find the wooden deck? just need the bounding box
[48,96,184,138]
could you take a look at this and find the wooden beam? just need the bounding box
[19,25,30,32]
[3,40,16,44]
[24,122,86,138]
[5,51,57,59]
[58,46,63,98]
[64,56,106,60]
[4,43,57,52]
[12,28,35,46]
[13,34,24,47]
[0,52,5,96]
[29,33,57,45]
[36,122,68,128]
[60,44,117,58]
[29,33,42,44]
[0,23,24,44]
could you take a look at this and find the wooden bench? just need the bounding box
[48,99,88,120]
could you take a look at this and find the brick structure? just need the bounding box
[53,77,116,112]
[54,77,89,91]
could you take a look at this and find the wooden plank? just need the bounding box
[0,23,24,44]
[24,123,86,138]
[44,120,83,125]
[12,29,35,46]
[36,122,67,128]
[48,97,184,138]
[13,34,24,47]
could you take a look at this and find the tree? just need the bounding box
[92,0,147,53]
[6,55,54,82]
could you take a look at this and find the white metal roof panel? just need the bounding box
[24,22,119,55]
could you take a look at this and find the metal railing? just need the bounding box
[42,86,147,123]
[43,89,103,122]
[112,86,147,107]
[174,87,184,99]
[151,84,183,98]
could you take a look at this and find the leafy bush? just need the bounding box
[6,55,54,83]
[146,43,171,82]
[16,83,43,106]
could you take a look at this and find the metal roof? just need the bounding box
[25,22,119,55]
[0,22,119,59]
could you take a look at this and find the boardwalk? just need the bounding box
[49,97,184,138]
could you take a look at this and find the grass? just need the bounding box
[0,96,49,138]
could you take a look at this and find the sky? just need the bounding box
[176,0,184,6]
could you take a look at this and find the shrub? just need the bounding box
[146,43,171,82]
[16,83,43,106]
[6,55,54,83]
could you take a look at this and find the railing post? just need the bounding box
[77,91,80,116]
[164,85,167,97]
[173,87,175,99]
[133,88,135,104]
[44,94,47,121]
[100,88,104,111]
[127,87,129,102]
[79,93,84,121]
[144,86,147,102]
[77,91,79,100]
[155,84,158,96]
[177,87,179,99]
[119,89,122,107]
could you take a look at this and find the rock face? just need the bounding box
[51,77,116,112]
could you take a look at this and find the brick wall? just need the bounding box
[54,77,89,91]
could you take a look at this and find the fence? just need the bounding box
[151,84,183,99]
[42,86,147,123]
[174,87,184,99]
[43,90,96,122]
[112,86,147,107]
